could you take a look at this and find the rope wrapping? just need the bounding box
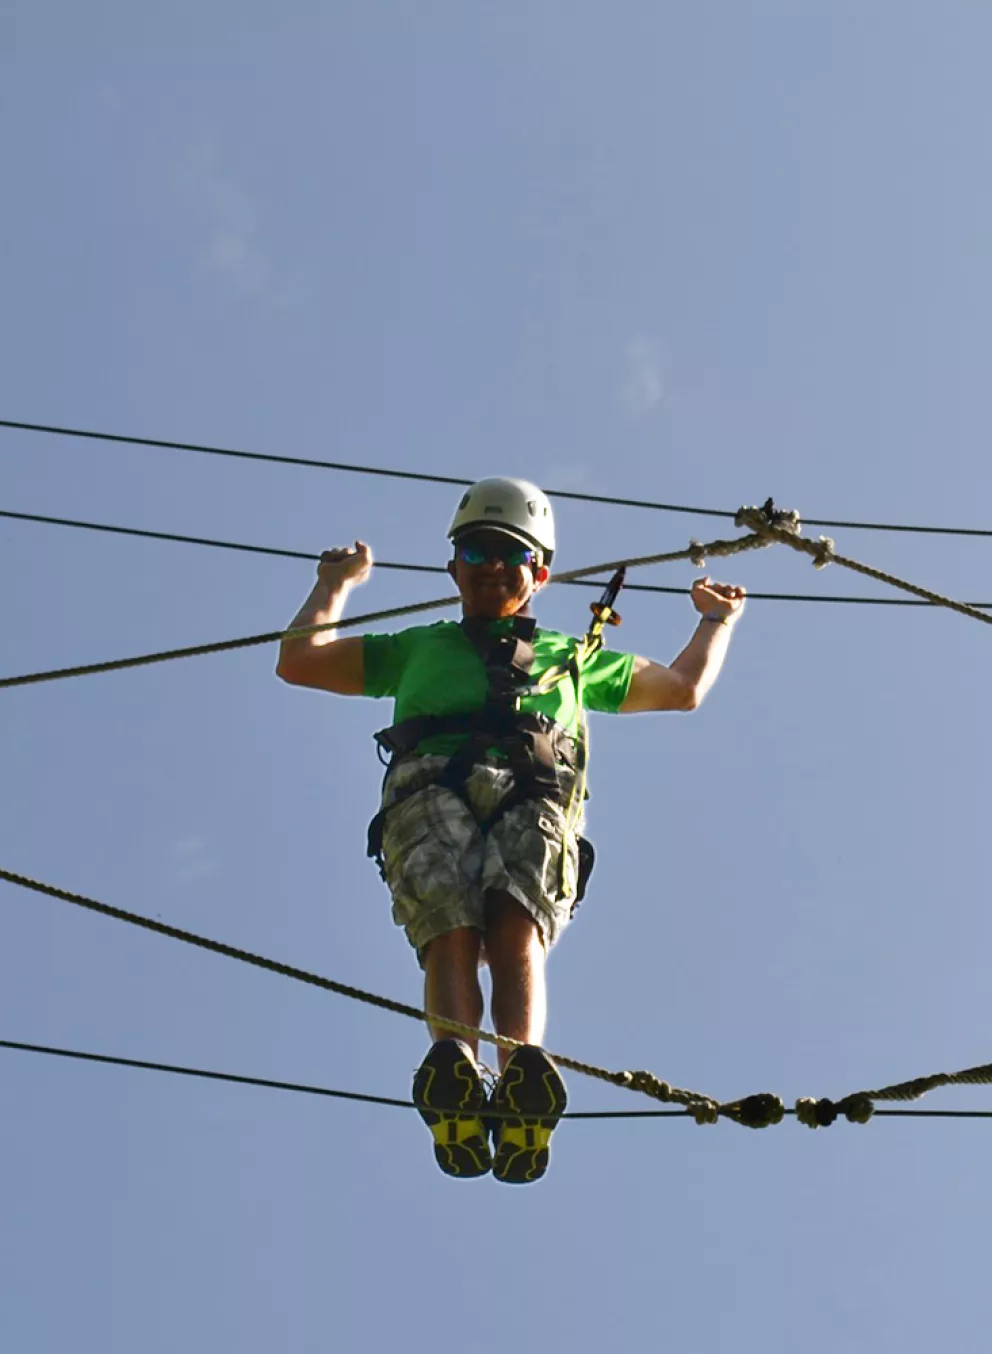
[794,1061,992,1129]
[736,504,992,625]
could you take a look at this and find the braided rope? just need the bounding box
[795,1058,992,1129]
[0,865,726,1116]
[0,531,771,692]
[12,862,988,1131]
[866,1061,992,1101]
[736,506,992,627]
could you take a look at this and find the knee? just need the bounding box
[484,891,544,963]
[423,926,482,969]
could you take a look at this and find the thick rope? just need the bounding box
[8,499,988,690]
[9,508,992,610]
[0,865,730,1118]
[0,530,772,691]
[795,1058,992,1128]
[736,503,992,628]
[8,863,990,1129]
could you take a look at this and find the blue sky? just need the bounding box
[3,5,992,1351]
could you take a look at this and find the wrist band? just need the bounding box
[702,612,730,627]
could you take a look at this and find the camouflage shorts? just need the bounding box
[377,755,583,964]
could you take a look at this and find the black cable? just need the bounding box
[4,1040,990,1121]
[0,509,437,573]
[0,1039,414,1109]
[5,508,990,610]
[0,1038,685,1118]
[4,417,992,539]
[1,418,727,520]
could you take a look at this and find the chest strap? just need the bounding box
[367,616,578,859]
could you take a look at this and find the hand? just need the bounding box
[690,576,746,623]
[317,541,373,589]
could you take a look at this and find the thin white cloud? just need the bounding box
[173,834,220,886]
[622,338,666,417]
[94,84,123,113]
[177,140,302,308]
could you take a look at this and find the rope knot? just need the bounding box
[795,1094,874,1127]
[840,1093,875,1125]
[795,1096,838,1129]
[689,540,708,569]
[811,536,835,570]
[729,1092,786,1129]
[735,498,802,537]
[690,1100,721,1126]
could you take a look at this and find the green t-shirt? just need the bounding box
[363,618,635,757]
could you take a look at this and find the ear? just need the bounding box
[533,564,551,589]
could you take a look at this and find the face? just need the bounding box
[447,530,550,618]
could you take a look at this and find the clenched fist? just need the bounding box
[317,541,374,589]
[690,576,746,623]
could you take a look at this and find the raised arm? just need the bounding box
[275,542,373,694]
[619,577,746,713]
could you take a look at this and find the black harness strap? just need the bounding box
[367,571,627,910]
[367,615,577,868]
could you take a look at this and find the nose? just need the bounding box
[473,551,506,572]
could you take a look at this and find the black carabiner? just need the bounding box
[589,566,626,629]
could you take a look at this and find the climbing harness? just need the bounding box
[365,568,628,909]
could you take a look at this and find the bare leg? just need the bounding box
[423,926,484,1056]
[484,890,547,1069]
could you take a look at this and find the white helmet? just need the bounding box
[448,477,556,563]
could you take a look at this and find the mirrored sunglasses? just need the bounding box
[456,539,539,569]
